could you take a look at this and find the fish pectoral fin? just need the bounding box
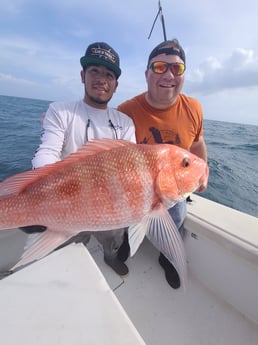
[145,207,188,290]
[128,216,150,257]
[11,231,74,271]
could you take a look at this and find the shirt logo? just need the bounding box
[141,127,181,145]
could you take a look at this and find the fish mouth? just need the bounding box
[200,165,209,186]
[193,166,209,193]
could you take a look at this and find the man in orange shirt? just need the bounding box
[118,38,208,289]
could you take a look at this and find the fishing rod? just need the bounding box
[148,1,167,41]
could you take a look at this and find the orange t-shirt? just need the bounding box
[118,93,203,149]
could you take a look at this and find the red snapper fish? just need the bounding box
[0,139,209,287]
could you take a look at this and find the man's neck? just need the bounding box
[145,92,177,110]
[83,96,108,110]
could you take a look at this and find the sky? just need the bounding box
[1,0,258,126]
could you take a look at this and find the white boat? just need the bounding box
[0,194,258,344]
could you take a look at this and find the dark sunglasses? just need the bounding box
[149,61,185,76]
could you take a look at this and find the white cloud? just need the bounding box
[0,72,36,86]
[198,87,258,126]
[185,48,258,94]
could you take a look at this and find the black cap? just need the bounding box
[148,39,186,67]
[80,42,121,79]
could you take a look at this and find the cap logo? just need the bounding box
[80,42,121,78]
[91,47,116,64]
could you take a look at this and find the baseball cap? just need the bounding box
[147,39,186,67]
[80,42,121,79]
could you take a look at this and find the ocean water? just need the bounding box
[0,94,257,218]
[201,119,258,218]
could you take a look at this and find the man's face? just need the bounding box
[145,53,185,109]
[81,64,118,108]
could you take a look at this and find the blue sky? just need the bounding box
[1,0,258,125]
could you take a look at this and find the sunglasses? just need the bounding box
[149,61,185,76]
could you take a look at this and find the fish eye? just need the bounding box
[182,157,190,167]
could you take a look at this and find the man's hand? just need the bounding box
[19,225,47,234]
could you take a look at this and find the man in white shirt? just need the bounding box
[23,42,136,276]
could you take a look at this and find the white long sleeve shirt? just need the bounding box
[32,100,136,168]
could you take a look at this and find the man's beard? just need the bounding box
[86,91,112,105]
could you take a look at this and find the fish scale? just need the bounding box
[0,144,151,230]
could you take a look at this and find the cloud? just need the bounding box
[200,87,258,126]
[185,48,258,95]
[0,72,36,86]
[1,0,258,125]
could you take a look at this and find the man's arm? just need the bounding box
[32,105,65,168]
[190,136,207,162]
[20,105,66,235]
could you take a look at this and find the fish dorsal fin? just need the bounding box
[58,138,135,166]
[0,139,135,199]
[81,138,135,152]
[0,169,48,199]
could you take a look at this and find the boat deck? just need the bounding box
[1,232,258,344]
[88,236,258,345]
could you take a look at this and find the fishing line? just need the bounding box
[85,108,118,142]
[148,1,167,41]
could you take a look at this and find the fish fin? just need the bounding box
[145,206,187,290]
[84,138,136,151]
[11,231,74,270]
[0,139,135,199]
[61,138,135,162]
[0,170,43,198]
[128,216,150,256]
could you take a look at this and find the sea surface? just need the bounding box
[0,94,257,218]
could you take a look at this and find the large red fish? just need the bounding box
[0,139,209,287]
